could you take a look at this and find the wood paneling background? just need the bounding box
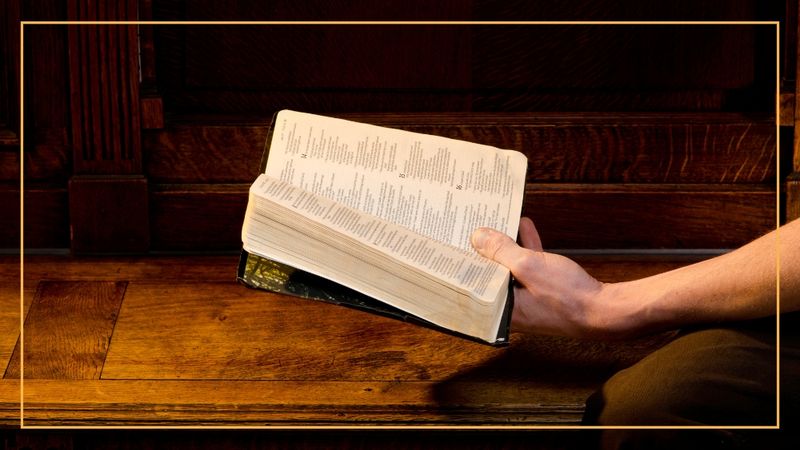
[2,0,790,253]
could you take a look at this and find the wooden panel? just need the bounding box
[24,139,71,182]
[149,183,775,251]
[183,27,471,90]
[68,176,149,253]
[6,281,126,380]
[143,123,267,184]
[157,91,477,116]
[1,0,21,135]
[63,2,146,253]
[151,21,772,115]
[0,184,69,249]
[472,26,756,89]
[527,184,777,249]
[24,24,71,181]
[154,25,472,114]
[149,185,247,251]
[144,113,776,184]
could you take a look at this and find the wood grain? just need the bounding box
[13,254,697,426]
[102,281,675,383]
[140,97,164,130]
[144,113,776,184]
[0,261,34,379]
[0,379,19,426]
[148,183,775,251]
[1,128,71,182]
[22,379,591,425]
[6,281,126,380]
[526,184,776,249]
[101,282,502,381]
[781,92,794,126]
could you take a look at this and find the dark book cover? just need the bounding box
[236,249,513,346]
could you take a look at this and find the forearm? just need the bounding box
[602,219,800,336]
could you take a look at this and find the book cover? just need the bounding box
[237,249,513,345]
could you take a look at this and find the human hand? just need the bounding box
[471,217,625,339]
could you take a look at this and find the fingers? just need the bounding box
[518,217,543,251]
[471,227,529,269]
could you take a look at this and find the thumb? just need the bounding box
[470,227,527,269]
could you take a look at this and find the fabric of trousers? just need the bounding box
[582,313,800,449]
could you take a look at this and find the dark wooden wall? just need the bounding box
[2,0,793,253]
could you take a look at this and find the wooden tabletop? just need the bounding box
[0,254,697,427]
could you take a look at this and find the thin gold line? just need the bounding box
[19,21,24,428]
[19,20,781,26]
[775,21,781,429]
[16,20,781,431]
[16,425,783,430]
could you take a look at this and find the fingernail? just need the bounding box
[471,228,490,250]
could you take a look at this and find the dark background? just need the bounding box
[0,0,791,255]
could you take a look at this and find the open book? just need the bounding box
[239,110,528,345]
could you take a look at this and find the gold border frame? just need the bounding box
[18,20,782,431]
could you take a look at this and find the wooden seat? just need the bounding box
[3,254,697,426]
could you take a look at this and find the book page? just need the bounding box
[246,174,509,302]
[264,110,528,251]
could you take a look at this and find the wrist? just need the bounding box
[590,280,667,339]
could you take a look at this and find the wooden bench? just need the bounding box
[2,253,704,426]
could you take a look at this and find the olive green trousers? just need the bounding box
[582,313,799,449]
